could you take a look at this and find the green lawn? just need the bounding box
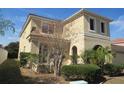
[0,59,39,84]
[0,59,24,83]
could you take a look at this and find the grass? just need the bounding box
[0,59,68,84]
[0,59,24,83]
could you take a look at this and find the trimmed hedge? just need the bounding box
[103,64,124,76]
[116,64,124,69]
[0,59,23,83]
[61,64,102,83]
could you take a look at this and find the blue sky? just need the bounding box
[0,8,124,46]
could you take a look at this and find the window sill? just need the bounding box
[89,30,96,33]
[100,32,106,35]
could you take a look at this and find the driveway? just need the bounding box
[103,76,124,84]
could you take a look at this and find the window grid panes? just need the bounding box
[42,23,54,34]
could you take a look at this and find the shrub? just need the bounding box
[61,64,102,83]
[20,52,31,66]
[70,55,79,64]
[0,59,23,83]
[115,64,124,69]
[4,42,19,59]
[103,64,124,76]
[20,52,39,67]
[81,47,113,67]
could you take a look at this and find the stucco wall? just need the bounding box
[63,13,111,55]
[63,15,85,55]
[31,40,40,54]
[113,52,124,64]
[84,14,110,37]
[0,48,8,64]
[63,13,111,64]
[84,33,111,50]
[112,45,124,64]
[31,17,62,33]
[30,17,63,54]
[83,14,111,50]
[19,19,32,54]
[19,13,111,64]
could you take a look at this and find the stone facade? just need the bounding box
[18,9,112,64]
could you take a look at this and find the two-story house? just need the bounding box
[18,9,112,64]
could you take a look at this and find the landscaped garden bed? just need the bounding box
[0,59,68,84]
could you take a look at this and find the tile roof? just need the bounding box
[112,38,124,44]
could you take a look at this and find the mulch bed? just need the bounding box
[20,68,69,84]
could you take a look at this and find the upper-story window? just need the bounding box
[49,24,54,34]
[100,22,105,33]
[31,27,36,32]
[42,23,54,34]
[42,23,49,33]
[89,18,95,31]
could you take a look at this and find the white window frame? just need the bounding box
[88,16,96,32]
[100,20,106,34]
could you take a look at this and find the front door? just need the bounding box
[39,43,48,63]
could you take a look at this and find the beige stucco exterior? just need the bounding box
[19,19,32,54]
[18,9,112,64]
[112,45,124,64]
[18,15,62,58]
[62,10,111,63]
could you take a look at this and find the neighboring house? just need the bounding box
[18,9,112,64]
[0,46,8,64]
[112,38,124,64]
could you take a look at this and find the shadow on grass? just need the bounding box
[0,59,37,84]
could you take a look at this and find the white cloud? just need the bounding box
[110,15,124,32]
[7,36,19,41]
[6,15,26,23]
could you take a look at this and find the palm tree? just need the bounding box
[81,49,96,64]
[95,47,113,67]
[0,15,15,35]
[81,47,113,68]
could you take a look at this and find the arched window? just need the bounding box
[72,46,77,55]
[72,46,77,64]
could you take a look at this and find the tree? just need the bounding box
[46,31,70,76]
[81,49,96,64]
[45,25,81,76]
[5,42,19,58]
[0,14,15,36]
[81,47,113,68]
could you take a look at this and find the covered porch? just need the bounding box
[27,31,70,72]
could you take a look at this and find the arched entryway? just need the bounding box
[93,45,102,50]
[72,46,77,64]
